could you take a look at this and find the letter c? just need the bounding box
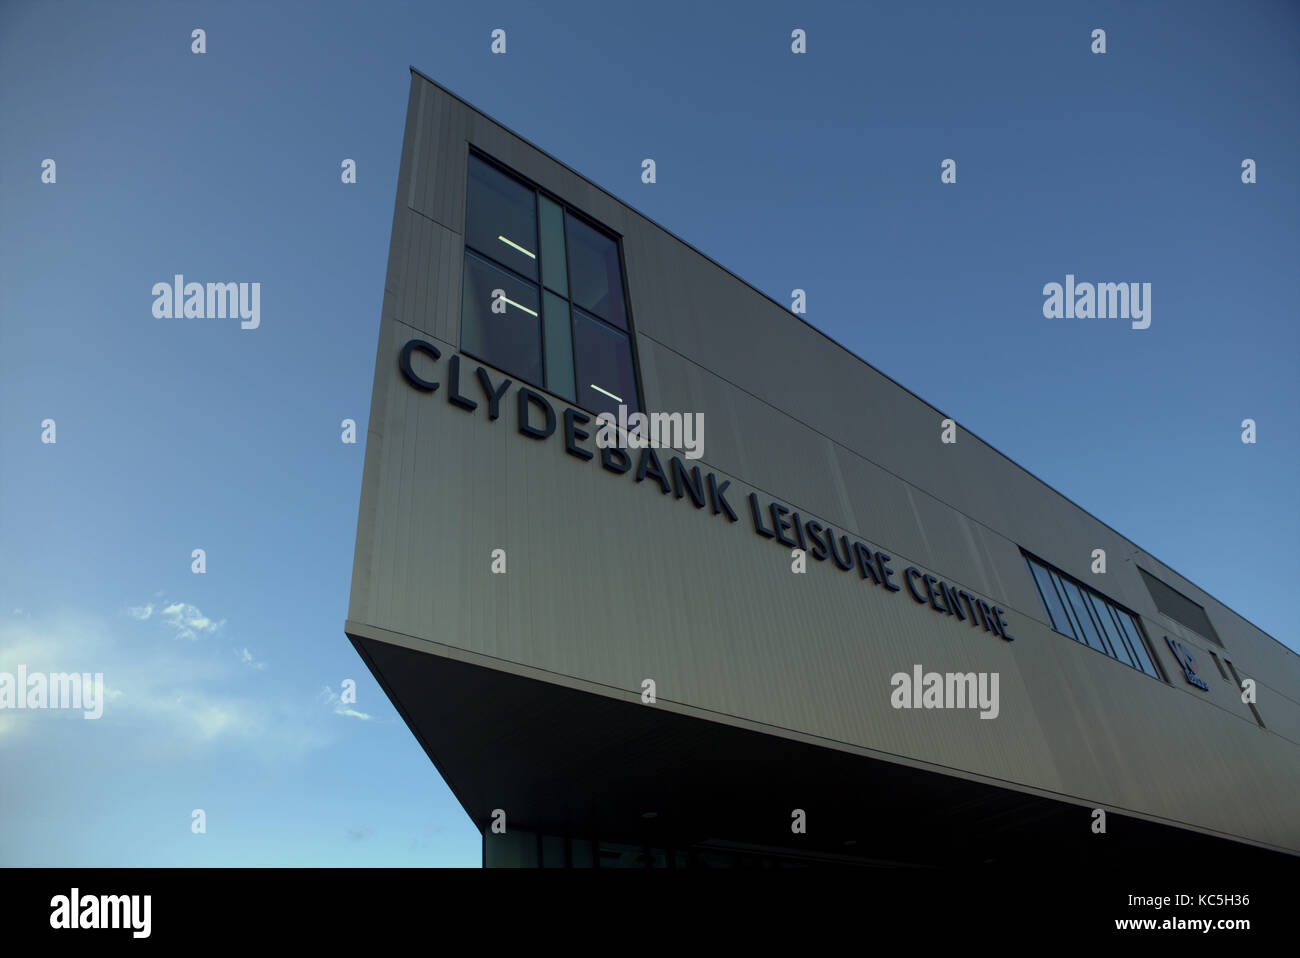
[400,339,441,391]
[904,566,927,604]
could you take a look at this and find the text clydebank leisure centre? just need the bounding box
[399,341,1017,642]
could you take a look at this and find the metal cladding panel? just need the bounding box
[354,338,1059,785]
[828,442,944,574]
[383,209,462,343]
[635,339,747,489]
[405,79,471,232]
[348,72,1300,855]
[1263,684,1300,744]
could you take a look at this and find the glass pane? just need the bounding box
[598,841,646,868]
[461,251,542,385]
[538,196,568,296]
[466,155,538,281]
[1090,594,1133,666]
[1029,560,1075,639]
[571,839,594,868]
[572,307,638,419]
[565,212,627,329]
[542,834,566,868]
[542,291,575,401]
[1102,600,1144,670]
[485,828,537,867]
[1119,612,1159,678]
[639,847,669,868]
[693,851,737,869]
[1047,573,1084,640]
[1078,592,1116,658]
[1059,578,1105,652]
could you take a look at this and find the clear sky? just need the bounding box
[1,0,1296,867]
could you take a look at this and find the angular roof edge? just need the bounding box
[405,66,1287,655]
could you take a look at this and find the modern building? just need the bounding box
[345,68,1300,868]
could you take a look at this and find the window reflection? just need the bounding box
[1023,554,1161,680]
[462,151,639,413]
[573,307,638,419]
[466,155,538,281]
[565,212,627,330]
[461,251,542,385]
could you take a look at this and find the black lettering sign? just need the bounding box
[398,344,1015,644]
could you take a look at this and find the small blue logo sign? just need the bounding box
[1165,636,1209,691]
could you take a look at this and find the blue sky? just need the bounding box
[1,0,1295,866]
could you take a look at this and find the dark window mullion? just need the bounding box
[465,242,540,291]
[582,307,626,336]
[1064,580,1105,653]
[562,203,577,400]
[534,191,546,389]
[1032,560,1062,633]
[1048,572,1084,642]
[1102,598,1138,669]
[1104,603,1140,668]
[613,230,644,412]
[1081,592,1117,658]
[1121,612,1162,680]
[1058,578,1090,646]
[1029,559,1074,639]
[1027,557,1054,629]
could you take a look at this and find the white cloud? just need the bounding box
[320,685,372,721]
[125,604,153,621]
[0,614,336,758]
[237,647,266,671]
[160,602,223,640]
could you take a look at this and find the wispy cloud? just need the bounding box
[0,613,335,758]
[237,647,266,671]
[320,685,372,721]
[160,602,223,640]
[125,604,153,621]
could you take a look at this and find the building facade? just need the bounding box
[345,69,1300,868]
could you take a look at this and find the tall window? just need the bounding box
[461,152,640,419]
[1023,551,1163,680]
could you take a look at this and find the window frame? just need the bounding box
[1136,566,1223,648]
[1022,550,1165,682]
[462,146,645,420]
